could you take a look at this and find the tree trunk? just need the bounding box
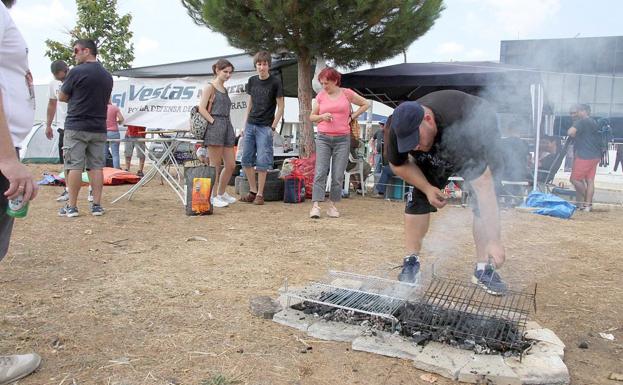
[297,54,314,157]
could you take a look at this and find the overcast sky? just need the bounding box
[10,0,623,84]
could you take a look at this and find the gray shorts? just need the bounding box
[203,116,235,147]
[124,137,146,159]
[63,129,107,170]
[1,172,14,261]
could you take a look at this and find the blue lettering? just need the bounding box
[138,88,154,101]
[129,85,145,101]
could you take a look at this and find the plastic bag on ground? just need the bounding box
[523,191,576,219]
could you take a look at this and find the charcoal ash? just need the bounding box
[290,299,530,355]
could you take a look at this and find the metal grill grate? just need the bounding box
[397,276,536,351]
[284,271,420,323]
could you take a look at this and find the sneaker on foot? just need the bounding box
[211,196,229,208]
[56,190,68,202]
[91,204,105,216]
[59,205,79,217]
[137,170,144,178]
[326,206,340,218]
[220,192,237,204]
[398,254,420,284]
[0,353,41,384]
[240,191,257,203]
[253,194,265,205]
[472,264,508,295]
[309,206,321,219]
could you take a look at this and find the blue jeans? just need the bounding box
[312,134,350,202]
[374,153,383,174]
[241,123,273,171]
[375,164,395,194]
[106,131,121,169]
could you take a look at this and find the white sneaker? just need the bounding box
[0,353,41,384]
[220,192,237,204]
[211,196,229,208]
[56,190,69,202]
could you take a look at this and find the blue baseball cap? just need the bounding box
[392,101,425,153]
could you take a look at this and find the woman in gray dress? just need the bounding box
[197,59,237,208]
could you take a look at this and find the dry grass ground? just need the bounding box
[1,164,621,385]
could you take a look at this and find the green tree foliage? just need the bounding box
[45,0,134,72]
[181,0,444,156]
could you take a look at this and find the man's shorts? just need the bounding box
[63,129,107,170]
[240,123,273,171]
[124,137,146,159]
[570,157,600,181]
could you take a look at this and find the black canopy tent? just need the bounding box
[113,53,300,97]
[341,61,545,114]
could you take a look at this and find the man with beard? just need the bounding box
[387,90,507,295]
[567,104,601,212]
[0,0,43,382]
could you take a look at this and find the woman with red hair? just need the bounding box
[309,67,370,218]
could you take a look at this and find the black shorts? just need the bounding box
[403,156,481,216]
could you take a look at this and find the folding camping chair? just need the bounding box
[536,138,571,194]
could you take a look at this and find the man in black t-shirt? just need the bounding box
[387,90,507,295]
[58,39,113,217]
[239,51,284,205]
[567,104,601,212]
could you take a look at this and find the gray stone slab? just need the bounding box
[529,341,565,358]
[458,354,521,385]
[306,320,365,342]
[413,342,475,380]
[524,328,566,348]
[505,354,570,385]
[525,321,542,331]
[276,293,303,308]
[249,296,282,319]
[272,309,316,332]
[352,331,424,361]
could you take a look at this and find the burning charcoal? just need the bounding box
[461,339,476,350]
[411,332,432,345]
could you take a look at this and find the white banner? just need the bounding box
[111,72,252,133]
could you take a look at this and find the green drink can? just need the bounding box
[6,194,29,218]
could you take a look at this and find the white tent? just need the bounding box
[20,123,61,164]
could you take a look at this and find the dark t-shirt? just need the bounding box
[246,74,283,127]
[62,61,113,133]
[573,117,601,160]
[373,129,384,152]
[387,90,501,184]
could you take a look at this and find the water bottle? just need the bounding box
[6,194,28,218]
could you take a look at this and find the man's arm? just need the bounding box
[567,126,577,137]
[390,161,447,208]
[0,91,38,202]
[58,91,69,103]
[271,96,285,129]
[45,98,57,140]
[469,167,505,266]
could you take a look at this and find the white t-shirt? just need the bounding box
[48,79,67,129]
[0,3,34,147]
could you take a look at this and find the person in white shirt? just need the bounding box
[45,60,69,163]
[0,0,43,383]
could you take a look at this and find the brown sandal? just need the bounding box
[240,191,257,203]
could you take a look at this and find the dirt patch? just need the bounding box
[1,164,621,385]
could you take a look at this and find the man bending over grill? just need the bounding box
[387,90,507,295]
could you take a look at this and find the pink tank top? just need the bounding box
[106,104,120,131]
[316,88,355,136]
